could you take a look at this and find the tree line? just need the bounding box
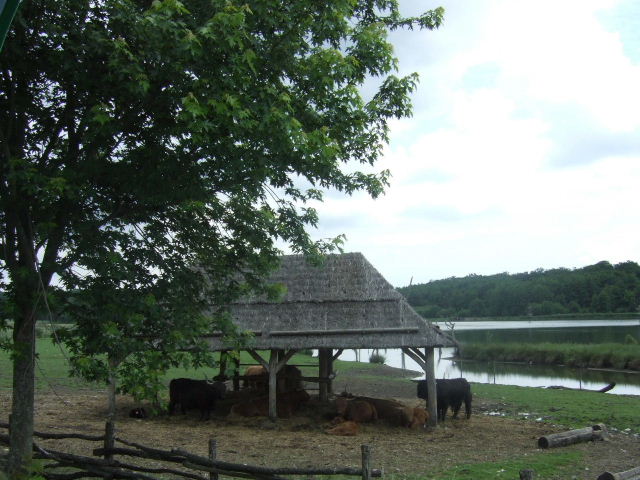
[398,261,640,318]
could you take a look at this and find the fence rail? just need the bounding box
[0,420,382,480]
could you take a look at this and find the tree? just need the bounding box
[0,0,444,474]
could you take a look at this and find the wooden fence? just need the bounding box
[0,421,382,480]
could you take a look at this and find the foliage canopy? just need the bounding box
[0,0,444,473]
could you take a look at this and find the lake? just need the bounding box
[335,319,640,396]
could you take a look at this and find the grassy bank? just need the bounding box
[459,342,640,370]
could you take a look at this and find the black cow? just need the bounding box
[417,378,472,422]
[168,378,226,420]
[129,407,147,419]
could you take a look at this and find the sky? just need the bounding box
[306,0,640,288]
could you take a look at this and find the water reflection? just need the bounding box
[334,319,640,396]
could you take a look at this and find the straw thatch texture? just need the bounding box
[206,252,455,351]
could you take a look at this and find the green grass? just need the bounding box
[423,450,583,480]
[472,383,640,434]
[461,342,640,370]
[0,338,321,391]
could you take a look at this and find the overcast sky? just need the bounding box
[305,0,640,288]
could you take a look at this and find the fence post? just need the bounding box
[361,444,371,480]
[104,421,115,463]
[208,438,218,480]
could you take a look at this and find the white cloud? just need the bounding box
[309,0,640,286]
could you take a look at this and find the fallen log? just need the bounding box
[545,382,615,393]
[597,466,640,480]
[537,424,607,449]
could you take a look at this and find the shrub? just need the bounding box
[369,351,386,364]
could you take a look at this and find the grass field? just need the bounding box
[2,339,638,434]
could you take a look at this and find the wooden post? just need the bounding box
[327,349,335,395]
[520,469,535,480]
[268,350,278,421]
[597,466,640,480]
[104,421,115,463]
[401,346,437,426]
[361,444,371,480]
[232,357,240,392]
[319,348,330,402]
[208,438,218,480]
[425,347,437,426]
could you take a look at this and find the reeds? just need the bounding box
[460,342,640,371]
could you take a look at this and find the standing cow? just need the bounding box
[168,378,226,420]
[417,378,472,422]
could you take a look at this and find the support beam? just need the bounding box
[401,347,437,426]
[425,347,437,426]
[246,350,269,370]
[318,349,330,402]
[268,350,278,420]
[245,349,298,421]
[232,356,240,392]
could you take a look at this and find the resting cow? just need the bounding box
[417,378,472,422]
[168,378,226,420]
[326,421,359,436]
[344,399,377,423]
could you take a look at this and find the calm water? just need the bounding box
[336,319,640,396]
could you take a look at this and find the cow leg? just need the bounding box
[451,400,462,418]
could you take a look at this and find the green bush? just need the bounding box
[369,351,386,364]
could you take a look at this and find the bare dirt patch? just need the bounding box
[1,365,638,479]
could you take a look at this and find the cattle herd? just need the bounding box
[165,366,472,436]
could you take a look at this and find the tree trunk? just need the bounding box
[7,297,37,477]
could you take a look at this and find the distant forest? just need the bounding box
[398,261,640,318]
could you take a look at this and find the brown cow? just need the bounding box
[335,396,351,416]
[243,366,267,391]
[352,396,429,428]
[278,365,302,393]
[242,365,303,394]
[344,400,377,423]
[326,421,359,436]
[410,406,429,428]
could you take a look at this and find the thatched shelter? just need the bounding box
[206,252,456,424]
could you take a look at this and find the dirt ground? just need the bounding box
[1,365,639,479]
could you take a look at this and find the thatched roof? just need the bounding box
[207,252,455,351]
